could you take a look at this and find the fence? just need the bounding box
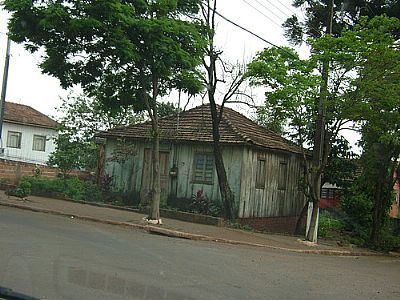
[0,158,89,185]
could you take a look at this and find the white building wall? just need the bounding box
[0,122,57,165]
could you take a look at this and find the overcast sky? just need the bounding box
[0,1,360,149]
[0,1,303,113]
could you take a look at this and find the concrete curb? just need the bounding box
[0,201,389,257]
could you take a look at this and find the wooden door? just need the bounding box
[140,149,169,205]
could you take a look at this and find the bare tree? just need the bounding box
[201,0,251,220]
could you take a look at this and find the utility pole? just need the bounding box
[306,0,334,242]
[0,35,11,154]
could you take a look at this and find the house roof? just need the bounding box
[98,104,304,155]
[3,102,58,129]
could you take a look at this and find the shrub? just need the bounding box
[6,180,31,198]
[377,231,400,252]
[189,190,223,217]
[17,176,105,202]
[227,222,253,231]
[190,190,211,215]
[318,211,345,238]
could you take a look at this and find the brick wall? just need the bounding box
[0,159,89,184]
[237,215,306,234]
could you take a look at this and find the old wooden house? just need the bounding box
[98,104,307,232]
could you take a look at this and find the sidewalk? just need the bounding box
[0,190,383,256]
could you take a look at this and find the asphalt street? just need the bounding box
[0,206,399,300]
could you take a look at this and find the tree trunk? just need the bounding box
[95,143,105,185]
[306,200,320,241]
[213,135,235,220]
[143,75,161,222]
[306,173,321,241]
[294,202,308,235]
[369,163,390,245]
[209,103,235,220]
[305,0,334,242]
[149,123,161,221]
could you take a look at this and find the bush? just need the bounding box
[318,211,345,238]
[227,222,253,231]
[17,176,105,202]
[6,180,31,198]
[377,231,400,252]
[189,190,223,217]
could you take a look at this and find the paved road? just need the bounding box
[0,207,399,300]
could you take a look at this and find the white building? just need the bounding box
[0,102,57,165]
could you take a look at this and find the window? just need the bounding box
[278,161,288,190]
[193,153,214,184]
[256,158,266,189]
[33,135,46,152]
[7,131,22,149]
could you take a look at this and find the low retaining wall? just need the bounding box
[139,207,224,227]
[237,216,301,234]
[0,158,89,184]
[0,184,225,227]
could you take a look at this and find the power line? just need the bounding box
[241,0,284,29]
[275,0,300,16]
[204,3,297,58]
[261,0,292,19]
[251,0,288,22]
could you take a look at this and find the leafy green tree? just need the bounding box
[48,133,95,176]
[284,0,400,45]
[281,0,399,241]
[4,0,206,221]
[345,16,400,245]
[246,45,354,239]
[247,16,399,242]
[323,137,358,190]
[47,95,143,175]
[157,101,181,118]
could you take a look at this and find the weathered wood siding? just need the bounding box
[104,139,243,204]
[239,147,306,218]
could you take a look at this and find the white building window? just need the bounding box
[7,131,22,149]
[33,135,46,152]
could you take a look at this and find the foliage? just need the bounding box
[341,180,374,230]
[157,101,182,118]
[318,211,345,238]
[4,0,207,220]
[246,46,321,146]
[341,176,400,251]
[190,190,210,215]
[255,104,285,135]
[47,133,97,174]
[284,0,400,45]
[189,190,223,217]
[18,176,103,202]
[6,180,31,198]
[47,95,143,174]
[247,15,400,242]
[323,137,358,190]
[339,16,400,245]
[227,222,253,232]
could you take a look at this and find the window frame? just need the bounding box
[192,152,215,185]
[255,156,266,189]
[278,161,288,191]
[32,135,46,152]
[6,131,22,149]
